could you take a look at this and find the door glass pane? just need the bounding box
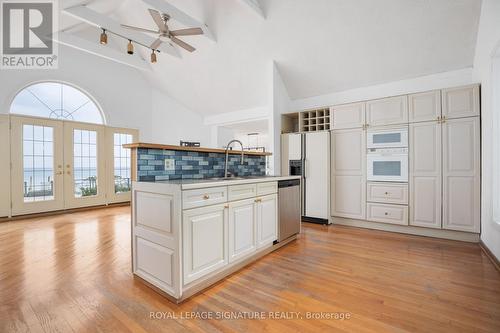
[373,161,401,176]
[373,133,401,144]
[113,133,133,193]
[73,129,98,198]
[23,125,54,202]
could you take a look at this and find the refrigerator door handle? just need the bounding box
[303,159,307,179]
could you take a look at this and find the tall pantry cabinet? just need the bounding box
[409,85,480,233]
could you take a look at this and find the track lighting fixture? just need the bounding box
[100,28,107,45]
[127,40,134,55]
[151,49,157,63]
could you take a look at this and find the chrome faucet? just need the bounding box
[224,139,244,178]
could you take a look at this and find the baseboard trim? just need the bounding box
[0,202,130,223]
[479,240,500,272]
[333,217,480,243]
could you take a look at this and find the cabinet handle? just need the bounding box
[56,171,63,175]
[224,204,229,209]
[203,195,210,200]
[255,198,262,203]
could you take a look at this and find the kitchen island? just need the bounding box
[131,176,301,303]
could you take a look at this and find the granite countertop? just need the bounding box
[135,175,301,190]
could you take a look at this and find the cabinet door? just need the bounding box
[288,133,302,160]
[332,102,365,129]
[183,204,227,284]
[442,117,480,233]
[408,90,441,123]
[256,194,278,248]
[409,121,442,228]
[228,198,256,263]
[442,85,480,119]
[366,96,408,127]
[331,129,366,219]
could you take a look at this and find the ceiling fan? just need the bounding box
[121,9,203,52]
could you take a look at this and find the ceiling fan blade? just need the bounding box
[170,36,195,52]
[150,38,162,49]
[148,8,167,32]
[170,27,203,37]
[121,24,158,34]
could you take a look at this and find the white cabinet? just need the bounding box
[288,133,302,160]
[228,198,256,263]
[331,128,366,219]
[367,203,408,226]
[442,85,480,120]
[256,194,278,248]
[182,204,227,284]
[442,117,480,233]
[408,90,441,123]
[182,186,227,209]
[366,96,408,127]
[409,121,442,228]
[367,182,408,205]
[332,102,365,129]
[228,184,257,201]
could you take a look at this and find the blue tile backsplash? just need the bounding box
[137,148,267,182]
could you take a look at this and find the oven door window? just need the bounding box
[372,133,401,145]
[373,161,401,176]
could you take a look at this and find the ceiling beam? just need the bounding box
[142,0,216,41]
[63,5,181,58]
[54,32,151,71]
[239,0,265,18]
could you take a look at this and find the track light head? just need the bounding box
[127,40,134,55]
[100,28,107,45]
[151,49,157,63]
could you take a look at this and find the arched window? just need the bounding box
[10,82,104,124]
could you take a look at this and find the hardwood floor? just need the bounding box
[1,206,499,333]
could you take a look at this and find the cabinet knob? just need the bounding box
[384,212,389,216]
[203,195,210,200]
[385,192,389,195]
[224,204,229,209]
[255,198,262,203]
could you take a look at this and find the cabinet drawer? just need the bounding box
[182,187,227,209]
[367,203,408,226]
[367,183,408,204]
[256,182,278,196]
[228,184,257,201]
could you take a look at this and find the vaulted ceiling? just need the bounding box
[62,0,482,115]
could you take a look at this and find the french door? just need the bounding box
[11,116,65,215]
[10,116,132,215]
[63,122,106,209]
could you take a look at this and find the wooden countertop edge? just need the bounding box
[123,143,272,156]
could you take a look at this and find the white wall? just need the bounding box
[472,0,500,260]
[150,89,211,146]
[0,45,153,141]
[289,68,475,112]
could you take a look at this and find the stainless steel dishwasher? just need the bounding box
[277,179,301,242]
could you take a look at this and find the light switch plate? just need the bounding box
[164,159,175,171]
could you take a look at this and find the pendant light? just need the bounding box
[150,49,157,63]
[127,40,134,55]
[100,28,107,45]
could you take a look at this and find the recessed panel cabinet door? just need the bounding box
[256,194,278,248]
[228,198,256,263]
[332,102,365,129]
[183,204,227,284]
[442,117,480,233]
[366,96,408,127]
[408,90,441,123]
[409,121,442,228]
[442,85,480,120]
[331,128,366,219]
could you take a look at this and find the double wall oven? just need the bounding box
[366,127,408,182]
